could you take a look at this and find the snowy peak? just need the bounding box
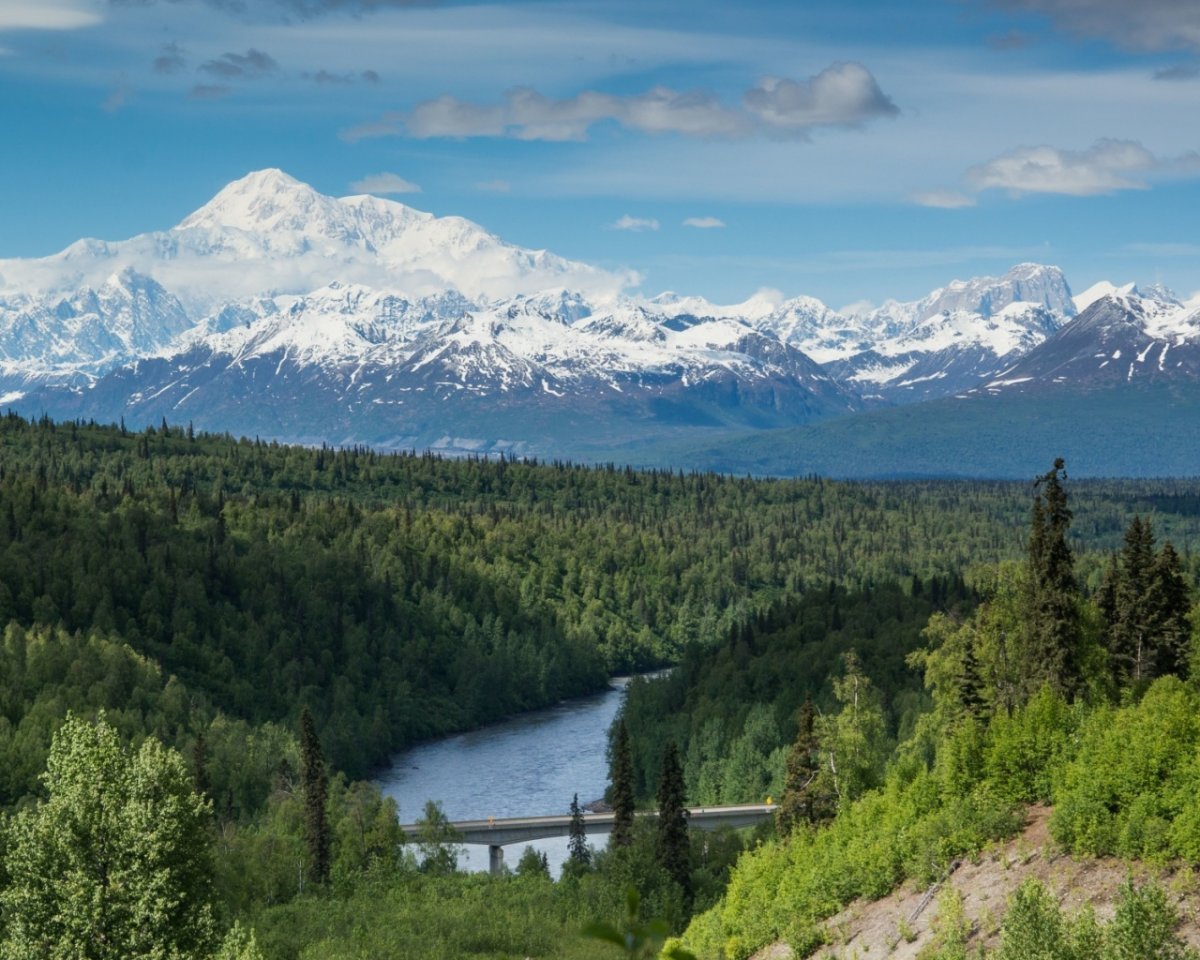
[979,286,1200,395]
[1072,279,1182,315]
[177,169,325,232]
[1,169,632,305]
[1072,280,1136,314]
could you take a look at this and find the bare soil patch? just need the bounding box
[751,806,1200,959]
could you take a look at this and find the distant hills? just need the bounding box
[2,169,1198,476]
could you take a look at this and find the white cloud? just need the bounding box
[612,215,659,232]
[967,139,1158,196]
[910,190,976,209]
[475,179,510,193]
[742,62,899,132]
[683,216,726,228]
[345,62,896,143]
[349,172,421,195]
[0,1,101,30]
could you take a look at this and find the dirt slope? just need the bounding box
[752,807,1200,959]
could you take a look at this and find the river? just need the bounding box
[376,675,639,875]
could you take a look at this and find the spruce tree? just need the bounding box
[957,633,986,721]
[655,740,690,896]
[610,720,635,849]
[300,707,331,886]
[568,792,591,869]
[1150,540,1192,678]
[1110,515,1158,685]
[1025,458,1083,697]
[776,696,820,836]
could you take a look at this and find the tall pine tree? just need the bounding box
[300,708,331,886]
[776,697,821,836]
[1103,518,1193,686]
[567,792,591,870]
[609,720,635,849]
[1151,540,1192,678]
[1109,515,1158,685]
[655,740,690,897]
[1025,458,1083,698]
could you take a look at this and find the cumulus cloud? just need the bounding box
[612,215,659,232]
[967,139,1159,195]
[342,62,897,143]
[683,216,725,228]
[199,48,278,80]
[0,1,101,30]
[350,172,420,194]
[741,62,899,132]
[911,190,977,209]
[915,138,1200,206]
[153,42,187,74]
[989,0,1200,52]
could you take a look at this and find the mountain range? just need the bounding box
[2,169,1198,476]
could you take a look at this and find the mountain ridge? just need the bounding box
[2,169,1198,471]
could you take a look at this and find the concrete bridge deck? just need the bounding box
[399,803,775,874]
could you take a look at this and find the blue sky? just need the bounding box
[1,0,1199,306]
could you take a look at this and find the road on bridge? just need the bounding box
[399,803,775,875]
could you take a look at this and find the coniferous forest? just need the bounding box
[0,414,1198,958]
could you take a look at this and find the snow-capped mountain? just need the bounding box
[0,169,633,311]
[1,168,1195,458]
[822,264,1075,401]
[0,268,192,391]
[21,288,860,452]
[977,284,1200,394]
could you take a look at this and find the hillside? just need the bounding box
[756,807,1200,960]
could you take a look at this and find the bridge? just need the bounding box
[399,803,775,875]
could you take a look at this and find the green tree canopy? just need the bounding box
[0,713,216,960]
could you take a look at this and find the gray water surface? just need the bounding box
[376,676,635,874]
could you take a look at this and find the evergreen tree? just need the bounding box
[568,792,591,869]
[1110,515,1158,685]
[1150,540,1192,679]
[1025,458,1083,697]
[610,720,635,849]
[300,708,331,886]
[776,696,821,836]
[956,631,986,722]
[655,740,690,896]
[1104,518,1192,687]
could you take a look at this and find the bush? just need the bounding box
[1051,677,1200,859]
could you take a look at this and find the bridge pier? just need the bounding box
[488,844,504,876]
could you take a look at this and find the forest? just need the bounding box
[0,415,1197,957]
